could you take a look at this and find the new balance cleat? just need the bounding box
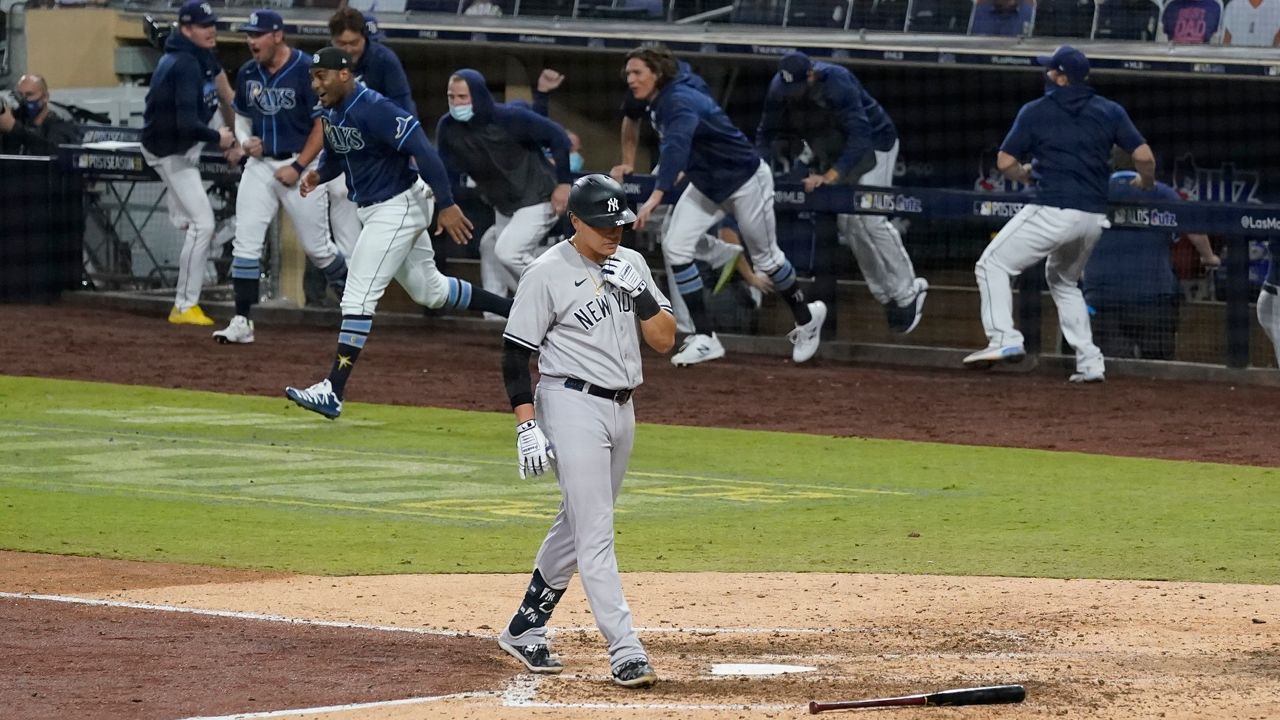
[962,345,1026,369]
[498,640,564,675]
[671,333,725,367]
[611,658,657,688]
[885,277,929,334]
[284,379,342,419]
[788,300,827,364]
[212,315,255,344]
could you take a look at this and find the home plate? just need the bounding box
[711,663,817,676]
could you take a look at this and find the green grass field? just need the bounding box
[0,375,1275,583]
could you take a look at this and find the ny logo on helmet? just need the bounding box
[607,197,619,212]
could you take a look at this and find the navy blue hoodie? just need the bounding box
[435,69,572,215]
[142,31,222,157]
[354,40,415,117]
[757,61,897,180]
[648,79,759,204]
[1000,84,1146,213]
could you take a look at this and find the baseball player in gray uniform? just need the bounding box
[497,174,674,689]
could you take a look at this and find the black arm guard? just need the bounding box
[634,287,661,321]
[502,339,535,408]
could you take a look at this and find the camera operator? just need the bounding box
[0,74,82,156]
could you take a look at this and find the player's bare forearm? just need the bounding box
[1187,233,1220,266]
[641,310,676,354]
[1131,144,1156,188]
[513,403,536,424]
[216,72,236,129]
[996,151,1031,185]
[620,116,639,168]
[298,120,325,167]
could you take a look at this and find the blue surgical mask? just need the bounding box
[569,152,584,173]
[23,99,44,118]
[449,104,474,122]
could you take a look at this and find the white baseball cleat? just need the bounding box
[212,315,255,344]
[1068,370,1105,383]
[962,344,1026,369]
[671,333,725,367]
[788,300,827,364]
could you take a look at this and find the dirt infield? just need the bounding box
[2,302,1278,719]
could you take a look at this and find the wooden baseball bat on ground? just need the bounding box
[808,684,1026,713]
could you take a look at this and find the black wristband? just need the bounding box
[634,287,661,321]
[290,160,305,174]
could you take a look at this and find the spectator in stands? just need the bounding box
[1083,149,1219,361]
[1093,0,1161,40]
[970,0,1035,35]
[0,74,81,155]
[1161,0,1222,43]
[1223,0,1280,45]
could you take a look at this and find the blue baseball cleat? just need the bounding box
[285,379,343,419]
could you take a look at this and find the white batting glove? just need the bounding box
[600,257,647,298]
[516,419,555,479]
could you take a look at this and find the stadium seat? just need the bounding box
[1033,0,1095,36]
[907,0,974,31]
[968,0,1037,35]
[1091,0,1161,39]
[786,0,855,27]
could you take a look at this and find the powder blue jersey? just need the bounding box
[233,48,321,157]
[316,85,455,208]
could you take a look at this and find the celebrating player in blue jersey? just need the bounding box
[963,46,1154,383]
[626,45,825,367]
[213,10,347,345]
[283,48,512,419]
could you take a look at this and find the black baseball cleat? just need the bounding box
[498,640,564,674]
[611,657,658,688]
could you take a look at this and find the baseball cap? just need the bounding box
[1037,45,1089,83]
[778,51,812,86]
[178,0,217,27]
[239,9,284,33]
[363,12,387,41]
[312,47,353,71]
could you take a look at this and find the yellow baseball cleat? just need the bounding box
[168,305,215,326]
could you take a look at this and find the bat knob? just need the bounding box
[808,700,821,715]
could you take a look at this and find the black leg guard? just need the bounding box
[506,568,566,638]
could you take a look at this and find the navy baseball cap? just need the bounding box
[178,0,217,27]
[1037,45,1089,83]
[363,12,387,41]
[312,47,353,71]
[778,51,812,85]
[239,9,284,33]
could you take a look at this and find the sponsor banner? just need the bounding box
[1110,206,1179,229]
[973,199,1025,218]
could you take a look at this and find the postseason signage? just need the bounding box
[615,174,1280,237]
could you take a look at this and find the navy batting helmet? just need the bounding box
[568,174,636,228]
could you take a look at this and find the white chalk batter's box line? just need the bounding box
[6,591,840,717]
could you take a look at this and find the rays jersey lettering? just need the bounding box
[323,122,366,153]
[317,86,427,204]
[245,81,297,115]
[202,79,218,113]
[234,50,321,156]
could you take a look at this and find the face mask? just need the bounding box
[569,152,584,173]
[1044,73,1057,94]
[449,104,474,122]
[23,99,44,117]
